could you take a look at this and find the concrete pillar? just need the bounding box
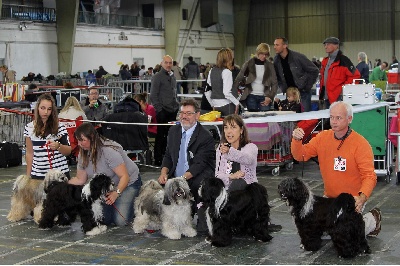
[233,0,250,66]
[55,0,79,75]
[163,0,182,60]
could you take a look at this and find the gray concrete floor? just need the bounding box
[0,161,399,265]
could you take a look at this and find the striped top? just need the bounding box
[24,121,70,179]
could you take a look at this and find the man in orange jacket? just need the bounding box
[291,101,381,237]
[319,37,360,109]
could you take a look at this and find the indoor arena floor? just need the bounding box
[0,161,399,265]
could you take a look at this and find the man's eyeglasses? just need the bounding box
[89,92,99,95]
[178,111,197,116]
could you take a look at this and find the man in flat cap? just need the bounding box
[319,37,360,109]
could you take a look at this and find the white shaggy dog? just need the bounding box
[132,177,197,240]
[7,169,68,223]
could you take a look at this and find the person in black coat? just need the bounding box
[158,98,215,235]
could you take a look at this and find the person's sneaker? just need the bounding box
[367,207,382,237]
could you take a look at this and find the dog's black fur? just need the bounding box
[199,177,272,247]
[39,174,114,234]
[327,193,371,258]
[278,177,335,251]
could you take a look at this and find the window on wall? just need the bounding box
[182,9,188,20]
[133,58,144,67]
[142,4,154,18]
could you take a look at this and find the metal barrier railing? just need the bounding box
[1,4,56,22]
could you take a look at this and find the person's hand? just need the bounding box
[89,99,97,107]
[261,97,271,106]
[220,143,230,154]
[235,105,239,114]
[105,191,119,205]
[47,139,60,151]
[274,97,280,103]
[158,173,168,184]
[230,170,245,179]
[292,127,305,141]
[354,193,367,213]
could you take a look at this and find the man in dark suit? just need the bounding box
[158,98,215,234]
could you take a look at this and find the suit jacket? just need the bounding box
[162,122,215,180]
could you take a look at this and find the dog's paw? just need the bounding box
[86,225,107,236]
[162,230,181,240]
[182,227,197,238]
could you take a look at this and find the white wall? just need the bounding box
[0,21,58,79]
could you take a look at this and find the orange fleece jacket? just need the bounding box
[291,129,377,198]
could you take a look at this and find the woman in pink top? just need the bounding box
[133,92,157,137]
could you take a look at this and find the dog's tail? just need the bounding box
[12,175,31,192]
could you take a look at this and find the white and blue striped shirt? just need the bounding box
[24,121,70,179]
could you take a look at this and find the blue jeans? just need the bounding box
[246,94,272,112]
[300,90,311,112]
[103,175,142,226]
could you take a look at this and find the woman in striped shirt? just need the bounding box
[24,93,71,179]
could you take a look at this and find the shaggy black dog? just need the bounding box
[327,193,371,258]
[278,177,335,251]
[199,177,272,247]
[38,174,114,235]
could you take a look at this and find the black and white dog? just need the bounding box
[327,193,371,258]
[38,173,114,235]
[278,177,335,251]
[199,177,272,247]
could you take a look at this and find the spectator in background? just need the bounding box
[356,52,370,83]
[233,43,278,112]
[130,62,140,77]
[369,61,388,82]
[390,55,398,70]
[205,48,239,116]
[319,37,360,109]
[139,65,146,78]
[120,64,132,80]
[172,61,184,95]
[133,92,157,138]
[85,70,96,86]
[274,86,302,113]
[153,64,161,74]
[273,37,319,112]
[146,67,154,78]
[0,65,16,84]
[184,56,200,93]
[95,66,108,85]
[150,55,179,166]
[374,58,382,67]
[312,57,321,69]
[80,88,109,122]
[59,96,87,121]
[95,65,108,79]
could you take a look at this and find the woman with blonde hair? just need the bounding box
[59,96,87,121]
[233,43,278,112]
[205,48,239,116]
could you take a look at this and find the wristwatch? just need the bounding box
[116,188,122,197]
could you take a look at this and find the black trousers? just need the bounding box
[154,109,178,165]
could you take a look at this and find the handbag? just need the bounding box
[239,85,250,101]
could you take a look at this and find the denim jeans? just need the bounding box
[246,94,272,112]
[300,90,312,112]
[103,175,142,226]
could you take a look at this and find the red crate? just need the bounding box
[388,73,399,84]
